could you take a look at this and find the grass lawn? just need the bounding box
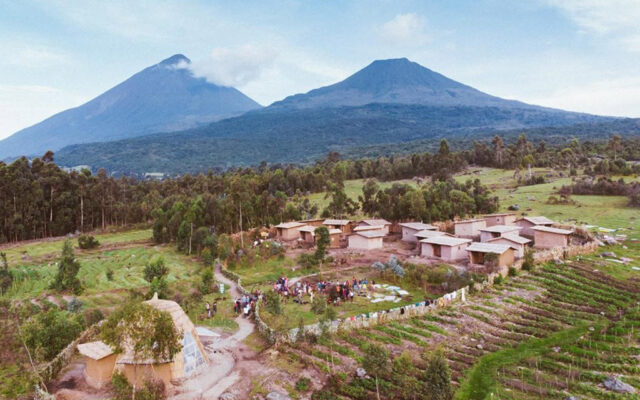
[231,255,317,287]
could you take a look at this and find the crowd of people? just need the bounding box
[272,276,376,306]
[233,292,261,317]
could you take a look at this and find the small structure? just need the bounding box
[299,218,325,227]
[466,242,515,267]
[483,213,517,227]
[454,219,487,240]
[353,225,385,233]
[420,236,471,261]
[297,225,317,244]
[487,235,531,258]
[77,341,116,389]
[358,219,392,235]
[348,230,385,250]
[479,225,522,242]
[400,222,437,242]
[79,294,209,389]
[328,228,343,248]
[323,219,353,234]
[414,230,450,241]
[515,216,555,237]
[532,226,572,249]
[275,221,306,241]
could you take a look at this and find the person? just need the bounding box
[212,301,217,316]
[349,290,354,302]
[205,302,211,319]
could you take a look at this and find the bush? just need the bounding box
[493,275,503,285]
[508,267,517,277]
[521,249,535,271]
[147,277,169,299]
[22,309,84,361]
[112,371,166,400]
[201,248,214,267]
[51,240,83,294]
[296,376,311,391]
[299,253,319,270]
[106,268,114,281]
[83,308,104,326]
[311,294,327,315]
[200,268,214,294]
[265,290,283,315]
[143,256,168,283]
[77,235,100,250]
[67,297,83,312]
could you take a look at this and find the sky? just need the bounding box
[1,0,640,140]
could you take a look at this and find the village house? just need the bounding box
[482,212,517,227]
[348,230,385,250]
[515,216,555,237]
[532,226,573,249]
[466,242,515,267]
[400,222,437,242]
[487,234,531,258]
[358,219,392,235]
[454,219,487,240]
[479,225,522,242]
[299,218,325,227]
[420,236,471,261]
[275,221,306,241]
[353,225,385,233]
[324,219,353,234]
[297,225,317,244]
[78,294,209,389]
[328,228,343,248]
[414,229,451,241]
[77,341,117,389]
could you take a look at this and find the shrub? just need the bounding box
[77,235,100,250]
[296,377,311,391]
[112,371,166,400]
[143,256,168,283]
[0,252,13,295]
[521,249,535,271]
[22,309,84,361]
[265,290,283,315]
[51,240,83,294]
[508,267,517,277]
[311,294,327,315]
[299,253,319,270]
[201,248,214,267]
[493,275,503,285]
[147,277,169,299]
[106,268,114,281]
[67,297,83,313]
[200,268,214,294]
[83,308,104,326]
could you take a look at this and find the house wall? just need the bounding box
[120,362,175,388]
[454,221,486,239]
[358,223,389,235]
[300,231,314,243]
[421,243,468,261]
[278,227,300,241]
[480,231,501,243]
[498,249,515,267]
[488,237,526,258]
[329,234,342,249]
[515,220,536,237]
[348,235,382,250]
[533,231,568,249]
[484,215,516,227]
[84,355,116,389]
[401,227,420,242]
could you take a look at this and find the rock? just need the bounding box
[605,237,618,245]
[600,251,616,258]
[595,239,605,246]
[220,393,236,400]
[527,196,536,201]
[620,257,632,264]
[476,344,483,350]
[564,396,579,400]
[552,346,561,353]
[356,368,368,378]
[603,377,636,394]
[266,392,291,400]
[588,327,595,331]
[553,258,564,265]
[508,204,520,211]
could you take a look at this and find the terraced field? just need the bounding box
[281,256,640,399]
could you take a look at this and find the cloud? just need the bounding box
[546,0,640,51]
[188,44,278,88]
[378,13,431,46]
[527,77,640,117]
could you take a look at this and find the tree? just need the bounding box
[264,290,283,315]
[101,301,182,399]
[200,268,214,294]
[314,226,330,261]
[359,179,379,216]
[0,252,12,295]
[491,135,505,167]
[607,134,623,160]
[362,344,390,400]
[423,349,453,400]
[51,240,83,294]
[23,309,84,361]
[143,256,168,283]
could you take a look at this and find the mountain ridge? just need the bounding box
[0,54,262,159]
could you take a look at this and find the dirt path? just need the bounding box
[172,263,262,400]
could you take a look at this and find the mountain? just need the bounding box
[270,58,543,110]
[53,57,625,174]
[0,54,261,159]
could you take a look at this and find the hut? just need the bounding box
[353,225,385,233]
[466,242,515,267]
[297,225,316,244]
[420,236,471,261]
[348,230,385,250]
[515,216,555,237]
[454,219,487,240]
[414,230,451,241]
[275,221,306,241]
[79,294,209,389]
[532,226,572,249]
[299,218,325,227]
[358,219,392,235]
[487,235,531,258]
[328,228,343,248]
[77,341,117,389]
[479,225,522,242]
[323,219,353,234]
[400,222,437,242]
[482,213,517,227]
